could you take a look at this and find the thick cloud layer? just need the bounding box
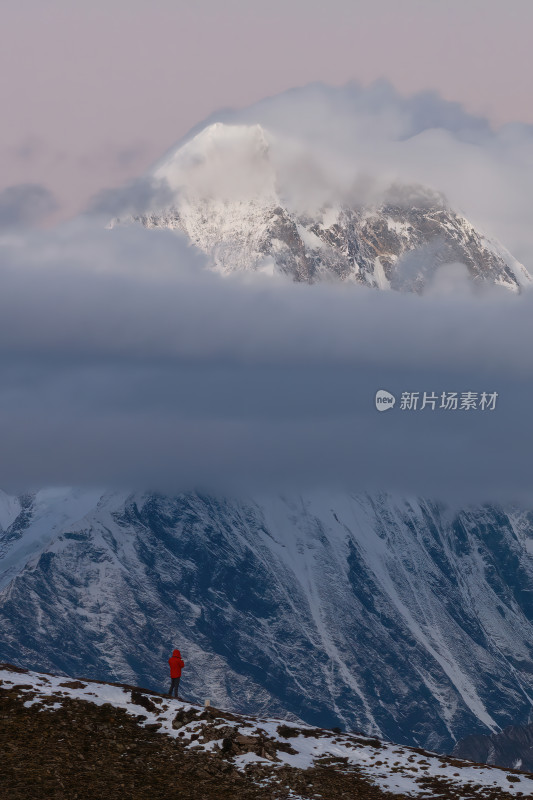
[0,83,532,502]
[0,215,531,503]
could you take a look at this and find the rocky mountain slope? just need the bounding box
[2,489,533,753]
[128,123,531,293]
[454,722,533,773]
[2,662,532,800]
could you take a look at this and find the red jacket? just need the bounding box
[169,649,185,679]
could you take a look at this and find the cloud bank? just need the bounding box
[0,216,531,503]
[0,82,532,503]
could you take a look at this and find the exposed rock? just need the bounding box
[3,668,531,800]
[454,722,533,772]
[129,123,531,294]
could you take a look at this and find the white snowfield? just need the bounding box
[2,665,532,798]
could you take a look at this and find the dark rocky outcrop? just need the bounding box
[454,723,533,772]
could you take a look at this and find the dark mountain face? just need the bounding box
[2,489,533,753]
[454,723,533,772]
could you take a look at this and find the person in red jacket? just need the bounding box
[168,648,185,699]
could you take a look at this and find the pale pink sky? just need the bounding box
[2,0,532,218]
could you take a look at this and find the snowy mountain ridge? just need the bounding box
[3,662,533,799]
[2,487,533,753]
[119,122,531,293]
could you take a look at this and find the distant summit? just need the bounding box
[120,122,530,293]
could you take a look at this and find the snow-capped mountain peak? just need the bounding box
[153,122,276,203]
[131,122,532,292]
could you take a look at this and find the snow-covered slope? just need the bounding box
[127,123,531,293]
[2,489,533,753]
[3,663,533,798]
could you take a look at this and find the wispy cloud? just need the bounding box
[0,184,58,230]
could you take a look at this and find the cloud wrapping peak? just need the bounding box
[88,177,175,218]
[153,81,533,272]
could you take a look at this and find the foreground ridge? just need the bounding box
[1,663,532,799]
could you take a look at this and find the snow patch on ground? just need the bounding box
[3,665,533,798]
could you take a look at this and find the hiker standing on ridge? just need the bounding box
[168,648,185,699]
